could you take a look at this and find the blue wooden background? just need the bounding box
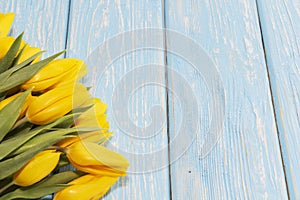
[1,0,299,199]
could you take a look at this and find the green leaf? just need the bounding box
[0,89,31,142]
[0,129,77,180]
[10,44,27,67]
[0,114,77,160]
[55,154,70,170]
[0,33,24,73]
[0,171,84,200]
[71,104,93,114]
[9,128,77,157]
[0,50,65,93]
[0,51,44,85]
[3,122,33,140]
[0,185,67,200]
[53,114,79,129]
[34,171,84,188]
[0,126,43,160]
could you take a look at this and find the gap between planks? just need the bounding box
[254,0,291,199]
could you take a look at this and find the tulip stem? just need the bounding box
[47,146,67,153]
[0,181,13,194]
[12,117,28,130]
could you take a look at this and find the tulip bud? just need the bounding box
[21,58,87,92]
[26,83,91,125]
[75,98,109,130]
[19,45,41,64]
[0,13,14,38]
[0,92,35,118]
[66,141,129,177]
[53,174,119,200]
[13,150,61,186]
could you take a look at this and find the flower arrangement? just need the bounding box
[0,13,129,200]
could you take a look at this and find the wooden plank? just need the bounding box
[0,0,70,58]
[256,0,300,199]
[66,0,170,199]
[165,0,289,199]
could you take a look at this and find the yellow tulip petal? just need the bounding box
[26,86,73,118]
[72,83,92,108]
[27,96,73,125]
[53,175,118,200]
[22,75,63,91]
[19,46,41,64]
[67,141,129,175]
[0,13,14,38]
[75,98,109,130]
[26,84,91,125]
[13,150,61,186]
[53,63,88,88]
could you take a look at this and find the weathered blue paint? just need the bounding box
[1,0,298,199]
[165,0,288,199]
[256,0,300,199]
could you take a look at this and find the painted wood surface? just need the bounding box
[1,0,299,199]
[256,0,300,199]
[164,0,288,199]
[66,0,170,199]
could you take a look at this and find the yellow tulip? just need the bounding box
[56,131,113,148]
[75,98,109,130]
[53,174,119,200]
[0,13,14,38]
[13,150,61,186]
[21,58,87,92]
[66,141,129,177]
[0,92,35,118]
[0,36,25,59]
[19,45,41,64]
[26,84,91,125]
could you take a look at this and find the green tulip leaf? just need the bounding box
[4,122,33,140]
[0,51,44,85]
[55,154,70,170]
[0,114,79,160]
[9,128,78,156]
[0,33,23,73]
[71,104,93,114]
[0,171,84,200]
[0,184,67,200]
[35,171,84,188]
[0,129,76,180]
[0,89,31,142]
[0,50,65,93]
[10,44,26,67]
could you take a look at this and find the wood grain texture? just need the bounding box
[0,0,70,58]
[256,0,300,199]
[165,0,289,199]
[66,0,170,199]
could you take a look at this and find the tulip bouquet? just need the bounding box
[0,13,129,200]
